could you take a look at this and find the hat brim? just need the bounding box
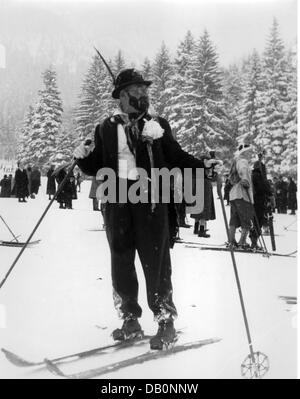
[112,80,152,99]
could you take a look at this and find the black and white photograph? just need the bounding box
[0,0,297,381]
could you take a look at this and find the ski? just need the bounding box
[0,239,41,247]
[2,329,185,368]
[176,240,226,247]
[184,245,297,258]
[1,334,153,368]
[44,337,221,379]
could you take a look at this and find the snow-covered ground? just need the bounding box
[0,178,297,379]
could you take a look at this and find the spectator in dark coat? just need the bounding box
[26,165,33,198]
[249,163,272,249]
[275,176,288,213]
[0,175,12,197]
[76,171,82,192]
[288,177,297,215]
[55,168,76,209]
[31,166,41,197]
[89,176,101,211]
[223,174,232,206]
[190,167,216,238]
[46,165,56,200]
[14,162,29,202]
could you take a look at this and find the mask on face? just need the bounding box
[127,92,149,113]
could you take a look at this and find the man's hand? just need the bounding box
[240,179,250,188]
[73,141,92,159]
[204,159,223,168]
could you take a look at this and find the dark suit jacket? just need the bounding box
[77,116,205,177]
[77,115,206,247]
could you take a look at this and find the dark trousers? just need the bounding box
[104,200,177,321]
[249,203,264,244]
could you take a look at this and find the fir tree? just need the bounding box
[18,68,63,168]
[50,129,74,166]
[177,30,228,156]
[164,31,196,138]
[255,19,290,172]
[75,55,112,140]
[17,105,35,164]
[151,42,174,116]
[281,45,297,175]
[221,63,244,167]
[141,57,152,80]
[113,50,126,74]
[237,50,266,147]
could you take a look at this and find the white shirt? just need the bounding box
[117,123,139,180]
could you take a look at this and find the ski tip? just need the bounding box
[44,358,66,378]
[1,348,36,367]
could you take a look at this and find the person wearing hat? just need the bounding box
[249,161,273,249]
[74,68,219,350]
[255,151,267,179]
[227,144,254,248]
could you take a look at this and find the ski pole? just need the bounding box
[0,215,19,243]
[245,189,270,256]
[218,186,269,378]
[284,219,296,230]
[0,140,91,291]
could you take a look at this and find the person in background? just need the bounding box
[14,162,29,203]
[55,167,74,209]
[0,174,11,197]
[223,174,231,206]
[288,176,297,215]
[30,165,41,198]
[249,161,273,249]
[276,175,288,214]
[26,165,33,198]
[89,176,101,211]
[191,150,219,238]
[76,171,82,192]
[227,144,254,249]
[256,151,267,179]
[46,165,56,200]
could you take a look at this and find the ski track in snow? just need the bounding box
[0,178,297,379]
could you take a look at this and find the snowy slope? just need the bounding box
[0,178,297,379]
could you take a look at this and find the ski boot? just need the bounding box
[226,240,239,249]
[238,242,251,250]
[150,319,177,350]
[198,226,210,238]
[112,318,144,341]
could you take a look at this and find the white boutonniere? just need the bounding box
[142,119,164,144]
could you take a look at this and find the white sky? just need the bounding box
[7,0,297,66]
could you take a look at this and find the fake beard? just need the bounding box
[127,93,150,113]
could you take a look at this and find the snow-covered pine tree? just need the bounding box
[21,68,63,170]
[221,63,245,169]
[113,50,126,75]
[49,129,74,167]
[164,31,196,139]
[75,55,112,140]
[281,45,297,176]
[177,30,228,156]
[255,19,290,173]
[141,57,152,80]
[17,105,35,164]
[151,42,174,117]
[237,50,266,148]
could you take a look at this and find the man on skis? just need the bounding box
[74,68,218,350]
[227,144,254,249]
